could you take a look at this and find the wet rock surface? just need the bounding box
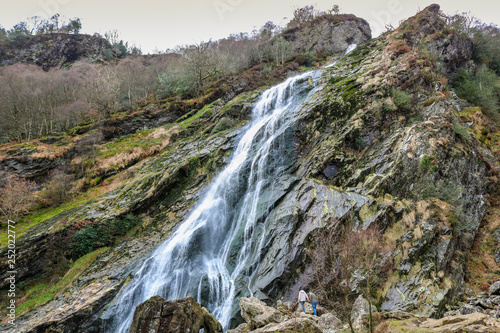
[129,296,222,333]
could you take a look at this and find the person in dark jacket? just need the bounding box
[308,291,318,316]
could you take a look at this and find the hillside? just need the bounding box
[0,4,500,333]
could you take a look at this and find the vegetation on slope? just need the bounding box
[0,3,499,330]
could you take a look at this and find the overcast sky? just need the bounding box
[1,0,499,54]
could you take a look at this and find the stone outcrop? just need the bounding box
[232,297,500,332]
[129,296,222,333]
[228,297,340,333]
[351,295,376,330]
[239,297,285,330]
[443,280,500,320]
[283,14,371,54]
[0,33,113,70]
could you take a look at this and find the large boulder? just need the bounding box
[239,297,284,330]
[252,315,322,333]
[489,280,500,296]
[234,296,340,333]
[317,313,342,331]
[129,296,222,333]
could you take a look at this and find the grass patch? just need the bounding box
[0,197,88,248]
[452,119,472,144]
[420,155,436,172]
[177,100,218,128]
[96,127,177,173]
[99,129,161,159]
[14,247,108,317]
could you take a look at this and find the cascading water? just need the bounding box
[105,45,356,332]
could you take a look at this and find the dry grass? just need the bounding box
[0,139,73,161]
[416,201,431,220]
[96,126,179,174]
[403,210,416,228]
[465,194,500,293]
[30,141,72,160]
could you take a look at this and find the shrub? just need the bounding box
[391,88,412,110]
[354,136,366,151]
[0,174,38,220]
[72,214,140,259]
[38,170,74,207]
[211,117,236,135]
[158,70,196,99]
[420,155,435,172]
[295,52,315,67]
[422,180,464,206]
[472,25,500,76]
[452,66,500,117]
[453,119,472,144]
[73,226,102,258]
[187,157,201,178]
[261,66,271,76]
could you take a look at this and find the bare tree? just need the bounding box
[0,174,38,221]
[314,222,391,333]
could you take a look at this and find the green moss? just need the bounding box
[211,117,236,135]
[0,197,88,248]
[89,177,102,187]
[99,128,162,159]
[420,155,436,172]
[177,99,219,128]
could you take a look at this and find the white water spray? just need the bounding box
[105,46,355,332]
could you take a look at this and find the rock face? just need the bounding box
[2,4,499,333]
[129,296,222,333]
[0,33,113,70]
[351,295,376,329]
[239,297,285,330]
[283,15,371,54]
[443,281,500,320]
[228,297,340,333]
[372,311,500,333]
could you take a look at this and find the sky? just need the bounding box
[1,0,499,54]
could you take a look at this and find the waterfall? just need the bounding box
[105,46,355,332]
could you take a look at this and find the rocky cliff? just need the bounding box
[283,14,371,54]
[0,4,499,333]
[0,33,113,70]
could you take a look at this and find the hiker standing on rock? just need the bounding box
[309,291,318,316]
[298,290,309,313]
